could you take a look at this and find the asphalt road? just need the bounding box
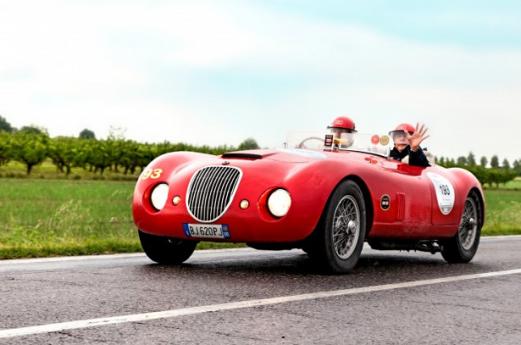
[1,236,521,345]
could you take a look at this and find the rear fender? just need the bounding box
[448,167,485,231]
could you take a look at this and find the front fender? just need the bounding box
[133,151,218,225]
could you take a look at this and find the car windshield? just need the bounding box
[284,132,392,157]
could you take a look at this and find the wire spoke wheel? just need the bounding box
[441,192,482,264]
[458,198,478,251]
[332,195,361,260]
[305,180,367,273]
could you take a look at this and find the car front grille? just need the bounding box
[186,166,242,223]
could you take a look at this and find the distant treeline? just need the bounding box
[0,116,259,175]
[436,152,519,188]
[0,116,518,187]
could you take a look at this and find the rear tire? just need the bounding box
[139,230,197,264]
[307,180,367,273]
[441,192,482,263]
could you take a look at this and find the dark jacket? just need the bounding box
[389,145,430,167]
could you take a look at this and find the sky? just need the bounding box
[0,0,520,161]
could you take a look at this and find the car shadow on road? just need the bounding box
[135,250,490,282]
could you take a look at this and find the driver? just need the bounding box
[328,116,357,148]
[389,123,430,167]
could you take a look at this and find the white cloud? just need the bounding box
[0,0,519,160]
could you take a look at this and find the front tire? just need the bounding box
[441,192,482,263]
[139,230,197,264]
[307,180,367,273]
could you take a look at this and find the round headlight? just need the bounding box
[150,183,169,211]
[267,189,291,218]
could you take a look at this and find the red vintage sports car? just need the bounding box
[132,133,484,273]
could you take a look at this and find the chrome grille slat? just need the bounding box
[218,168,236,219]
[219,169,236,219]
[199,167,217,220]
[190,167,212,216]
[205,167,221,218]
[217,170,233,219]
[207,167,227,221]
[208,168,225,220]
[191,167,210,209]
[186,166,242,223]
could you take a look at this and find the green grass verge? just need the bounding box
[483,189,521,235]
[0,179,519,259]
[0,179,243,259]
[0,179,138,259]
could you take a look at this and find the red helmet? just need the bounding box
[328,116,357,133]
[389,123,415,136]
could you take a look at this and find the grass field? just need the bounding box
[0,178,519,259]
[483,189,521,235]
[0,179,239,259]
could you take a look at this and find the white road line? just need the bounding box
[481,235,521,241]
[1,235,519,266]
[1,268,521,339]
[0,253,145,265]
[0,248,252,266]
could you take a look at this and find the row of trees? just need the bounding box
[0,116,259,176]
[436,152,519,188]
[436,152,521,174]
[1,116,518,188]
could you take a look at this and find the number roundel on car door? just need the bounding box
[427,172,455,215]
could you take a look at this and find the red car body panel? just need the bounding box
[132,149,484,243]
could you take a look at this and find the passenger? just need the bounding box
[328,116,357,148]
[389,123,430,167]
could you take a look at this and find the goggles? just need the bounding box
[389,130,408,140]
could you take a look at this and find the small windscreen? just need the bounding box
[285,131,392,157]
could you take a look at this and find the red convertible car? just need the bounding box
[132,134,484,273]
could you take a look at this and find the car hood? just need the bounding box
[221,149,328,163]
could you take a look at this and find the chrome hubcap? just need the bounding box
[459,198,478,251]
[332,195,361,260]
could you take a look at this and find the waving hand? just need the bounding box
[407,123,430,151]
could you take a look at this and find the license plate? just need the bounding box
[183,224,230,240]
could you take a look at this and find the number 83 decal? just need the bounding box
[140,168,163,180]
